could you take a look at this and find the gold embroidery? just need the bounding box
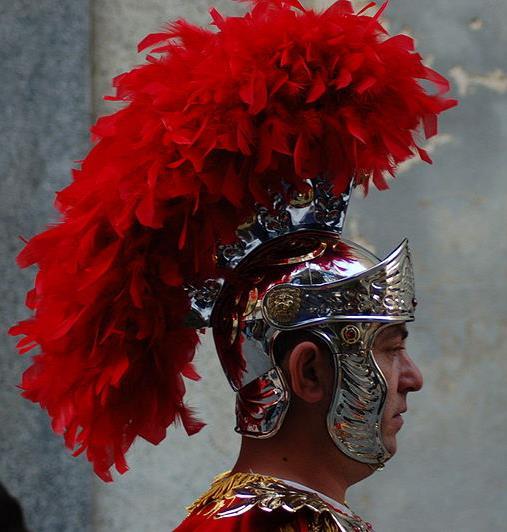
[187,471,372,531]
[186,471,277,516]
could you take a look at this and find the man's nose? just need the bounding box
[399,352,423,392]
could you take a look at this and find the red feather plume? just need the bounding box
[9,0,456,480]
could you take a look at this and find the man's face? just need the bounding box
[372,324,423,456]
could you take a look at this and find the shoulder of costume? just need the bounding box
[175,471,373,531]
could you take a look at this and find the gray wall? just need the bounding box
[2,1,506,531]
[1,1,93,531]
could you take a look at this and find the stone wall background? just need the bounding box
[0,1,93,531]
[2,1,506,531]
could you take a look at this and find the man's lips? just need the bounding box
[391,408,407,429]
[392,413,404,429]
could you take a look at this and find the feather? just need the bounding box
[9,0,456,481]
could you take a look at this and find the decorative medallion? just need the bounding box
[340,324,361,345]
[264,287,302,325]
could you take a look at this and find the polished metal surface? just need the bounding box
[217,178,353,270]
[234,367,290,438]
[186,178,353,327]
[216,234,379,394]
[216,476,374,531]
[222,235,414,465]
[185,279,224,328]
[183,173,416,467]
[319,324,392,465]
[262,239,416,329]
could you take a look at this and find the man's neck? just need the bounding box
[231,436,372,505]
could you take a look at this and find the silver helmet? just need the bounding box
[188,177,416,467]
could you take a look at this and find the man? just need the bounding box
[9,1,454,530]
[176,326,423,530]
[230,324,423,493]
[175,223,423,531]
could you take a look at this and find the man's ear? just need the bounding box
[287,341,332,403]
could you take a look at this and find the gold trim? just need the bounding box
[216,478,371,531]
[187,471,277,516]
[265,287,302,325]
[187,471,370,531]
[270,241,327,266]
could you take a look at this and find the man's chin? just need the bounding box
[382,434,397,456]
[382,416,404,455]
